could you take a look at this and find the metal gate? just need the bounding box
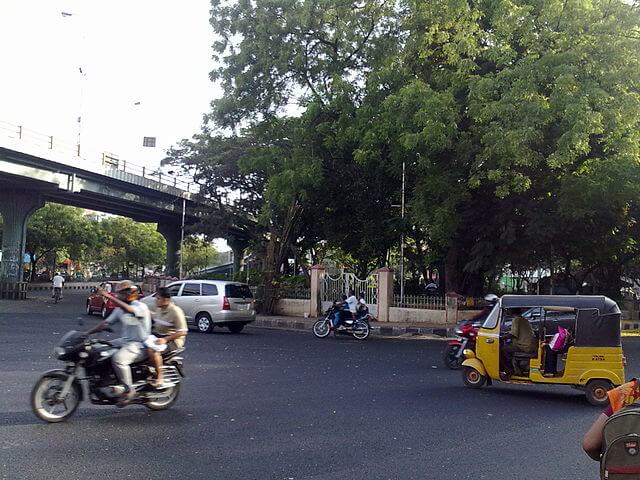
[320,271,378,315]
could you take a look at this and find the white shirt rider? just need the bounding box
[52,274,64,289]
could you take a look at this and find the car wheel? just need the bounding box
[228,323,245,334]
[101,305,109,319]
[196,313,213,333]
[86,302,93,316]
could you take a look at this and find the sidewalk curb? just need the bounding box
[252,317,455,339]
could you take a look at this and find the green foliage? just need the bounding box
[25,204,99,278]
[182,237,218,276]
[95,217,166,276]
[168,0,640,298]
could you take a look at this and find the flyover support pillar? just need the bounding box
[0,190,43,288]
[157,222,181,278]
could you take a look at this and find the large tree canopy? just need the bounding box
[169,0,640,301]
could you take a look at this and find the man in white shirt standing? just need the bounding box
[52,273,64,299]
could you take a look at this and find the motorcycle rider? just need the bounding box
[52,272,65,299]
[85,280,151,406]
[332,295,352,330]
[346,289,358,315]
[466,293,498,323]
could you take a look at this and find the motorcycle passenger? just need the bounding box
[86,280,151,406]
[145,287,188,388]
[357,292,369,316]
[332,295,352,330]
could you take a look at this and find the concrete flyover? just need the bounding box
[0,144,202,290]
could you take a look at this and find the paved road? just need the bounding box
[1,292,638,480]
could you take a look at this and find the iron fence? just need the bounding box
[279,285,311,300]
[394,295,485,310]
[394,294,445,310]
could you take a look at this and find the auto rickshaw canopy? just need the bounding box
[500,295,622,348]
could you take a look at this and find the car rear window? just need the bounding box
[181,283,201,296]
[202,283,218,296]
[225,284,253,299]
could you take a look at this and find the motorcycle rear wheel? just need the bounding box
[313,319,331,338]
[145,382,181,411]
[352,321,370,340]
[31,372,81,423]
[442,344,464,370]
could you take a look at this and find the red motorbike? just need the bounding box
[442,320,481,369]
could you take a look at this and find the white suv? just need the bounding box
[143,280,255,334]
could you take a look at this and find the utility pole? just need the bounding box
[400,160,406,304]
[179,197,186,278]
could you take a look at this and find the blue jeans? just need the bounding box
[333,311,345,329]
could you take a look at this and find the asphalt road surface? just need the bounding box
[1,291,638,480]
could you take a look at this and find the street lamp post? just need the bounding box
[61,11,85,156]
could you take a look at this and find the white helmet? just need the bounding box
[484,294,498,306]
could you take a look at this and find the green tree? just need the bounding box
[193,0,640,299]
[95,217,166,278]
[25,204,98,280]
[182,237,219,276]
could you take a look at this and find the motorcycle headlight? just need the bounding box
[54,346,66,358]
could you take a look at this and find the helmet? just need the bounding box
[484,294,498,306]
[116,280,139,303]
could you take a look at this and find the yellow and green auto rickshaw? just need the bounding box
[461,295,625,405]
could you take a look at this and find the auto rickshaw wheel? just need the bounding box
[462,367,487,388]
[585,379,613,406]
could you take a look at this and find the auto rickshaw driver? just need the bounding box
[501,307,537,375]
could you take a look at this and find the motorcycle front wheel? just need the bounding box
[31,372,81,423]
[352,320,370,340]
[313,319,331,338]
[145,383,181,411]
[442,344,464,369]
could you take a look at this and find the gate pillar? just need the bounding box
[309,264,325,317]
[376,267,394,322]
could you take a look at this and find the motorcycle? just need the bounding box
[442,320,480,369]
[31,330,184,423]
[313,306,371,340]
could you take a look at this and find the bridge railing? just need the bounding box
[0,120,198,196]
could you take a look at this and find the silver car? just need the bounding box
[142,280,255,334]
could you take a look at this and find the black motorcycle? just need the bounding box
[312,306,371,340]
[31,330,184,423]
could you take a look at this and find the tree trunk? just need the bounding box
[29,253,37,282]
[444,243,462,294]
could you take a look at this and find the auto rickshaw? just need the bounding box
[461,295,625,405]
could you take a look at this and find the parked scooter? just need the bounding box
[442,320,481,369]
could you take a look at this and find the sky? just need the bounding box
[0,0,231,252]
[0,0,218,169]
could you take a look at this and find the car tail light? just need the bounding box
[222,296,231,310]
